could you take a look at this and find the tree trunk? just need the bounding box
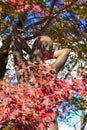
[80,109,86,130]
[0,35,12,79]
[0,53,8,79]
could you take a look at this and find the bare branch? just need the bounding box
[50,0,57,14]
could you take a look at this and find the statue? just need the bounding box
[30,35,70,73]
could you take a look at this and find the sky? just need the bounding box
[59,123,74,130]
[59,123,87,130]
[0,39,3,48]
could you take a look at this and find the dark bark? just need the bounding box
[17,35,32,55]
[80,110,87,130]
[0,36,11,79]
[0,52,8,79]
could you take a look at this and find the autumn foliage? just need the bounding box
[0,0,87,130]
[0,63,87,130]
[2,0,47,15]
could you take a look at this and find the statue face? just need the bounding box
[39,36,54,55]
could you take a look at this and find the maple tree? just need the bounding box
[0,0,87,130]
[0,63,87,130]
[0,0,87,78]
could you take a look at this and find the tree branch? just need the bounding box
[50,0,57,14]
[35,0,77,35]
[17,34,32,55]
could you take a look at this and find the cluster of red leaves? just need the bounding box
[4,0,48,15]
[77,68,87,78]
[2,0,84,13]
[0,63,87,130]
[7,0,31,12]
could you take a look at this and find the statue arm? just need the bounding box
[51,48,71,73]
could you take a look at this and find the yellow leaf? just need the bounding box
[0,7,2,12]
[35,94,40,98]
[83,32,87,37]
